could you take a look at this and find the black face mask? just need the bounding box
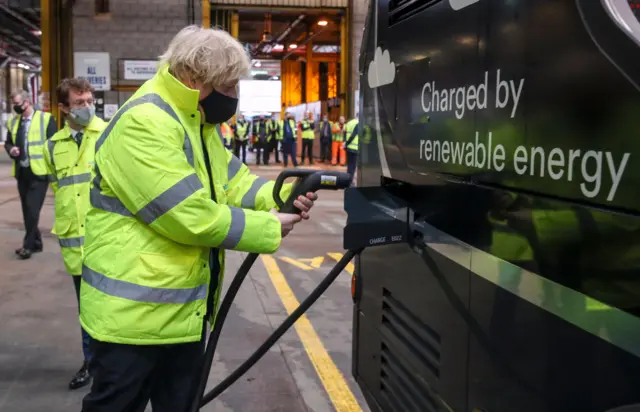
[13,104,25,114]
[199,89,238,124]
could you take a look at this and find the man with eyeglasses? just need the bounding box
[43,77,107,390]
[4,90,57,259]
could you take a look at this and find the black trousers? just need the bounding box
[301,139,314,164]
[16,167,48,251]
[320,139,331,162]
[233,140,247,164]
[270,139,280,163]
[72,276,92,361]
[82,330,206,412]
[255,139,269,165]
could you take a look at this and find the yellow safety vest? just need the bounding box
[344,118,359,152]
[235,121,249,141]
[9,110,52,177]
[301,120,315,140]
[267,120,280,141]
[80,64,293,345]
[332,122,344,142]
[44,116,107,275]
[277,120,284,140]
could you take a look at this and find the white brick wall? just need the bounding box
[72,0,201,104]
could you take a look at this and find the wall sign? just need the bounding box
[123,60,158,80]
[74,52,111,91]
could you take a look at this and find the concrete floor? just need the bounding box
[0,150,368,412]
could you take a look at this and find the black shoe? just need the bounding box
[69,361,91,390]
[17,248,32,260]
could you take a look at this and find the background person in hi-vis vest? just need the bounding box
[79,26,318,412]
[299,111,315,165]
[343,117,359,187]
[4,90,58,260]
[43,78,107,391]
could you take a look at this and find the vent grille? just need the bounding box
[379,289,442,411]
[388,0,441,26]
[381,288,441,377]
[381,343,440,411]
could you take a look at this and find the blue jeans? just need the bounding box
[73,275,92,361]
[282,140,298,167]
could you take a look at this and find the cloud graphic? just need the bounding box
[367,47,395,89]
[449,0,480,11]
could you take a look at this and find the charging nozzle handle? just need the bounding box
[273,169,353,214]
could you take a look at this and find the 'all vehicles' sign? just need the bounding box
[74,52,111,91]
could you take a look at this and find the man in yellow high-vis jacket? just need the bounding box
[80,26,319,412]
[4,90,57,259]
[343,117,359,186]
[268,113,281,164]
[300,111,315,165]
[43,78,107,391]
[233,114,249,163]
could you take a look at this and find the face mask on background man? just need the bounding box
[69,105,96,126]
[13,102,26,115]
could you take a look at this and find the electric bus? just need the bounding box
[351,0,640,411]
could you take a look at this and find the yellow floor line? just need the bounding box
[279,256,313,271]
[261,255,362,412]
[327,253,355,275]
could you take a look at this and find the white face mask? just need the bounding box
[70,105,95,126]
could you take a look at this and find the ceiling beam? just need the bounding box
[0,31,40,55]
[0,4,41,32]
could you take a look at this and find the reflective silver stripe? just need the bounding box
[58,173,91,188]
[47,139,56,170]
[241,176,269,209]
[137,173,203,225]
[227,155,243,181]
[11,116,18,130]
[90,164,132,217]
[47,174,57,183]
[30,154,44,159]
[183,132,194,168]
[82,265,208,304]
[91,93,197,218]
[219,206,246,249]
[39,111,45,144]
[28,141,44,147]
[59,236,84,247]
[90,187,133,216]
[96,93,186,154]
[215,124,222,140]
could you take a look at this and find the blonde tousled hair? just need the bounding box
[159,25,250,88]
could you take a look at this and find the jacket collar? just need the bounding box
[51,116,104,141]
[153,64,200,113]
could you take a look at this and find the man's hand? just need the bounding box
[270,192,319,237]
[9,147,20,158]
[292,192,318,220]
[271,209,302,237]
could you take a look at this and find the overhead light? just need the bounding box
[273,44,284,51]
[30,30,42,36]
[317,18,328,26]
[289,43,297,49]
